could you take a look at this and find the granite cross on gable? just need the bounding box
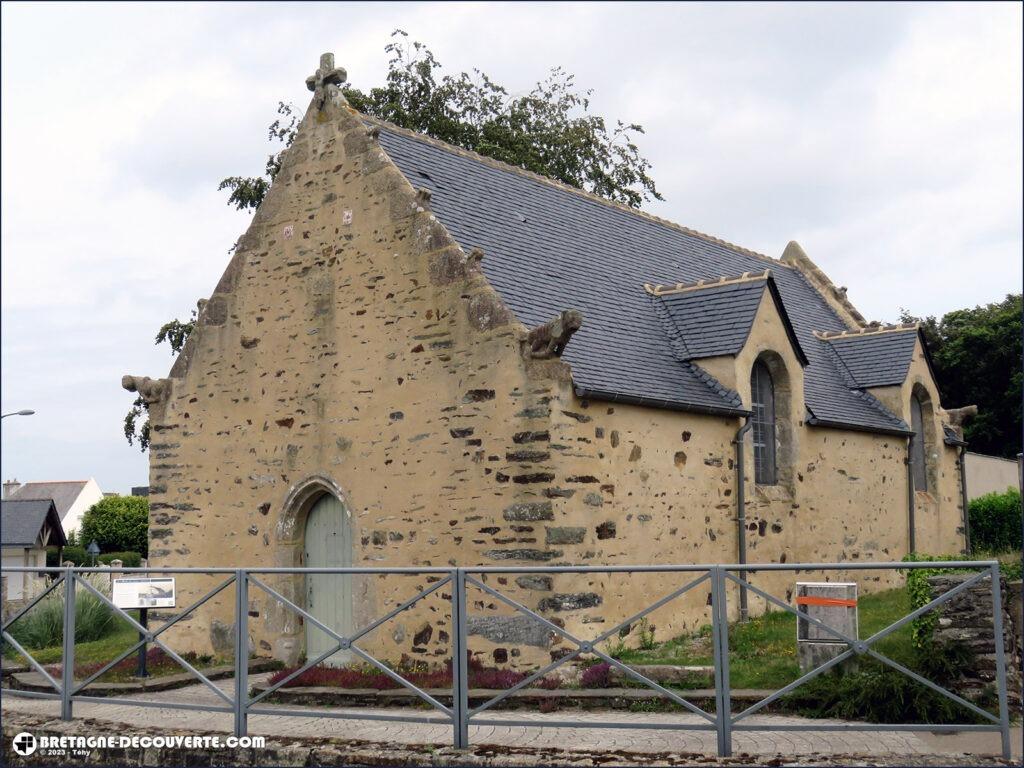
[306,52,347,110]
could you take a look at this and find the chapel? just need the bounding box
[126,54,971,663]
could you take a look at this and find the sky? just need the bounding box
[1,2,1021,494]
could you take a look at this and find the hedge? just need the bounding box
[46,548,142,568]
[99,551,143,568]
[48,545,87,566]
[968,488,1022,553]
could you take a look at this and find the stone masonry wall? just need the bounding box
[928,573,1022,709]
[142,89,965,669]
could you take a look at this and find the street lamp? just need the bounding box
[87,540,101,567]
[1,410,35,419]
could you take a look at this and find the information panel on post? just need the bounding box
[112,577,176,609]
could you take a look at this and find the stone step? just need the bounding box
[249,681,775,711]
[608,664,715,686]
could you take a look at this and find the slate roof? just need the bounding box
[7,481,91,523]
[650,274,808,364]
[1,499,67,548]
[375,121,911,434]
[824,328,919,388]
[943,425,968,447]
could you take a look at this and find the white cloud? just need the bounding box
[1,2,1020,491]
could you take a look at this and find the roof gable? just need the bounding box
[821,327,919,388]
[373,120,908,435]
[648,272,808,365]
[1,499,67,547]
[8,480,92,520]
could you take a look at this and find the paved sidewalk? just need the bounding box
[1,674,1016,761]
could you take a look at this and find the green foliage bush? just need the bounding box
[5,576,118,650]
[51,546,88,567]
[80,496,149,557]
[996,556,1022,581]
[785,641,983,724]
[47,549,143,568]
[98,552,142,568]
[903,554,964,651]
[968,488,1022,553]
[903,552,1021,651]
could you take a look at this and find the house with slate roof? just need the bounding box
[125,54,972,664]
[3,478,104,537]
[1,499,66,603]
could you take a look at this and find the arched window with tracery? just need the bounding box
[751,360,777,485]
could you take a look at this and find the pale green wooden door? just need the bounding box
[303,494,353,665]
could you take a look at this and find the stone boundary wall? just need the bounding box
[0,711,1003,767]
[928,573,1023,709]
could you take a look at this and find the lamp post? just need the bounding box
[1,410,35,419]
[86,540,100,567]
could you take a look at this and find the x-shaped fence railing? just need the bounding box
[1,568,241,720]
[455,562,1012,758]
[242,569,456,730]
[0,562,1013,758]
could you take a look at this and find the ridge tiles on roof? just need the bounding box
[644,270,771,297]
[372,119,908,434]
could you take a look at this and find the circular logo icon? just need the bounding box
[12,732,37,756]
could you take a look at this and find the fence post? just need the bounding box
[234,569,249,738]
[60,568,76,721]
[450,569,469,749]
[989,563,1011,760]
[710,567,732,757]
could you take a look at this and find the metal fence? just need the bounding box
[0,561,1013,758]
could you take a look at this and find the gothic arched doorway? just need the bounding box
[303,492,353,665]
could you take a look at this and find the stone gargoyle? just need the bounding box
[944,405,978,440]
[121,375,171,406]
[525,310,583,359]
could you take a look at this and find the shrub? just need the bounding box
[80,496,149,557]
[47,549,142,568]
[903,554,962,651]
[997,555,1022,581]
[55,546,88,566]
[969,488,1022,553]
[5,575,118,650]
[580,662,612,688]
[98,552,142,568]
[784,641,983,724]
[903,553,1021,651]
[266,657,561,691]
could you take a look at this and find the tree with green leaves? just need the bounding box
[80,495,150,557]
[219,30,660,213]
[124,30,663,450]
[901,293,1022,458]
[123,311,195,451]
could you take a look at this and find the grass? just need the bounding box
[3,586,141,667]
[25,620,139,666]
[614,587,915,690]
[6,609,227,682]
[50,647,218,683]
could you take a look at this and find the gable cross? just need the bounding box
[306,52,347,110]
